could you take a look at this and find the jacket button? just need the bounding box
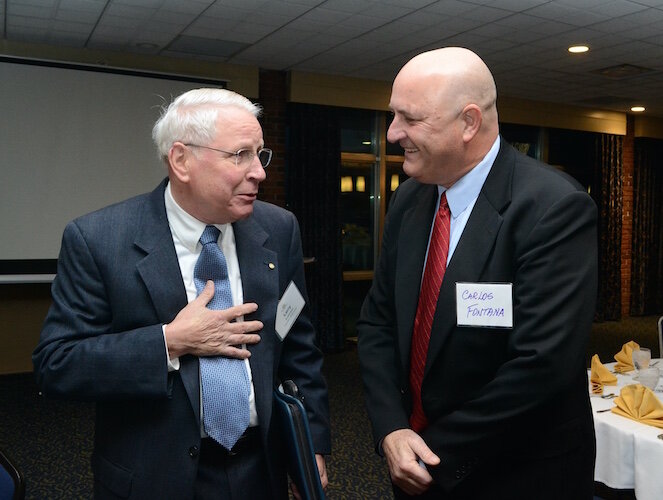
[189,446,199,458]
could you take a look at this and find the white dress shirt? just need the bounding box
[163,182,258,428]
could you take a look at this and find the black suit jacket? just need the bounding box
[33,179,330,499]
[358,140,597,496]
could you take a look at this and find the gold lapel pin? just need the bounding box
[268,262,275,270]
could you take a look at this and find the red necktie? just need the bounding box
[409,192,450,432]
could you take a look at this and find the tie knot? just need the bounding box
[200,225,221,245]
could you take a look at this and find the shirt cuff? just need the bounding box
[162,324,180,372]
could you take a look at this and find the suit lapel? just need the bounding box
[395,185,438,374]
[424,140,514,374]
[233,214,278,440]
[134,181,188,323]
[133,180,199,422]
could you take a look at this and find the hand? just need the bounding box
[382,428,440,496]
[164,281,262,358]
[290,454,328,500]
[316,454,328,491]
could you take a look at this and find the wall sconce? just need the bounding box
[390,174,400,191]
[356,176,366,192]
[341,176,353,192]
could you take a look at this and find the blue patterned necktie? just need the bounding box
[194,225,250,450]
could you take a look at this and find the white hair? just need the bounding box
[152,88,262,160]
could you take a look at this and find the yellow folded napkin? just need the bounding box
[613,340,640,373]
[611,384,663,428]
[590,354,617,394]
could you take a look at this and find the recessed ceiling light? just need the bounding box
[630,106,646,112]
[568,45,589,54]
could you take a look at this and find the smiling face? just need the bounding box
[168,106,267,224]
[387,47,499,188]
[387,72,466,187]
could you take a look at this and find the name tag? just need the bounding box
[275,281,305,340]
[455,282,513,328]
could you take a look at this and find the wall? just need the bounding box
[0,284,51,373]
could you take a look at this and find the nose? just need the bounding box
[387,116,404,144]
[247,154,267,182]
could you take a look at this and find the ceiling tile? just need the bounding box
[526,2,610,25]
[422,0,482,16]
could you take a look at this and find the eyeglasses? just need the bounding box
[185,144,272,168]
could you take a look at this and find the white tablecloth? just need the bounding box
[589,360,663,500]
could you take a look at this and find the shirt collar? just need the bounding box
[164,182,229,252]
[440,135,500,218]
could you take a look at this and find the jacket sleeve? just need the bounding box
[33,220,169,401]
[356,185,412,449]
[277,212,331,455]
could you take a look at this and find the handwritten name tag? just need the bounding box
[455,282,513,328]
[275,281,305,340]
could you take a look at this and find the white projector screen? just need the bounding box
[0,58,224,279]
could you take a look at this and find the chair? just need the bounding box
[0,448,25,500]
[658,315,663,358]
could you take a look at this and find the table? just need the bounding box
[589,360,663,500]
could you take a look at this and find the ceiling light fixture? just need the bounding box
[568,45,589,54]
[630,106,645,112]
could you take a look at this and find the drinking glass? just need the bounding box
[632,347,651,379]
[638,367,660,390]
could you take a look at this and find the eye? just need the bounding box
[237,149,253,164]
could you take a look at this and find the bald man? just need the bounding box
[357,47,597,499]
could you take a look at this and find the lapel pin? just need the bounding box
[268,262,275,270]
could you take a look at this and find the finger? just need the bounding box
[216,307,262,326]
[232,320,264,334]
[219,345,253,359]
[411,440,440,467]
[195,280,215,305]
[394,459,434,495]
[290,482,302,500]
[227,302,259,317]
[224,333,261,347]
[316,455,328,489]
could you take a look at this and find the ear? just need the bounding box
[168,142,192,183]
[460,104,482,143]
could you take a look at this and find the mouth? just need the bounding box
[236,192,258,202]
[403,147,419,154]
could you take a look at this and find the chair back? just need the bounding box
[0,449,24,500]
[658,315,663,358]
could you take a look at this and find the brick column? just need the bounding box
[621,116,634,316]
[257,70,287,207]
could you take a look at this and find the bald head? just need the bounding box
[397,47,497,121]
[387,47,499,186]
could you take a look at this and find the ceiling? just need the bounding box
[3,0,663,116]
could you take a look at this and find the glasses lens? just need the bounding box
[258,149,272,167]
[236,149,253,167]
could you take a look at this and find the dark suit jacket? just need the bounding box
[33,179,330,499]
[357,140,597,497]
